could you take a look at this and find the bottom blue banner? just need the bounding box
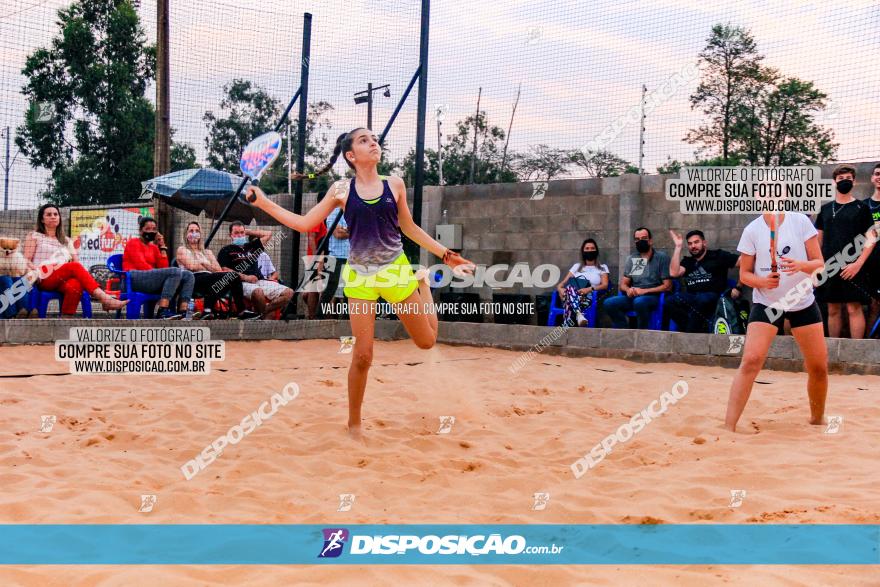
[0,524,877,564]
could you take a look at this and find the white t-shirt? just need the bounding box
[567,263,609,287]
[737,213,818,310]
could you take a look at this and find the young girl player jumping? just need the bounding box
[245,128,474,439]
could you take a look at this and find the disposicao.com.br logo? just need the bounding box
[317,528,563,558]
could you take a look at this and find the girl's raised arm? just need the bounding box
[391,176,474,273]
[246,184,340,233]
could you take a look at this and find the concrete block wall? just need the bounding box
[2,319,876,376]
[424,179,620,297]
[421,161,879,304]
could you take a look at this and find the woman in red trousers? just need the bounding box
[22,204,128,318]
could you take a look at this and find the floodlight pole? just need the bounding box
[290,12,311,294]
[410,0,430,263]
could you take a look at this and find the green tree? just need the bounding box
[514,145,569,181]
[397,111,518,185]
[170,142,198,172]
[16,0,191,206]
[686,24,766,165]
[295,100,337,195]
[568,149,634,178]
[204,79,280,188]
[204,79,336,194]
[733,76,837,165]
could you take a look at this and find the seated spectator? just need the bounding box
[22,204,128,318]
[665,229,741,333]
[319,207,349,317]
[603,227,672,329]
[302,218,329,320]
[217,221,293,320]
[554,238,609,326]
[175,221,258,320]
[123,216,193,320]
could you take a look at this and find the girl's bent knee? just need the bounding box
[351,351,373,370]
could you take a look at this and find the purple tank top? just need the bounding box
[343,177,403,272]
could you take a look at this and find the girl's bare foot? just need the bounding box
[348,425,365,442]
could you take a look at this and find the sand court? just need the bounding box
[0,339,878,584]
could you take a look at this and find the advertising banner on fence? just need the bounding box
[70,205,155,269]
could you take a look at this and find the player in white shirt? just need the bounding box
[724,211,828,432]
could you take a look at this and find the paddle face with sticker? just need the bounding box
[240,131,282,201]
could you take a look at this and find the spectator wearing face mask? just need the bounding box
[554,238,609,326]
[603,227,672,329]
[814,165,875,338]
[665,229,741,333]
[123,216,194,320]
[175,221,258,320]
[863,163,880,330]
[217,221,293,320]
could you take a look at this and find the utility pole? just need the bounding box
[437,112,444,186]
[639,84,646,175]
[500,82,521,179]
[468,87,481,184]
[154,0,170,176]
[153,0,172,251]
[3,127,9,211]
[367,82,373,130]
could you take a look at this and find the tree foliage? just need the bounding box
[397,111,518,186]
[568,149,635,178]
[687,23,837,165]
[16,0,195,206]
[204,79,336,194]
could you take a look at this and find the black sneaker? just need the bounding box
[237,310,260,321]
[157,307,183,320]
[200,309,215,321]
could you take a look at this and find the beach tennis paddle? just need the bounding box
[769,210,779,274]
[240,131,283,202]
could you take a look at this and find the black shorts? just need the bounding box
[748,301,823,330]
[817,273,871,304]
[861,264,880,301]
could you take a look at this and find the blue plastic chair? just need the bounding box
[28,284,93,318]
[618,289,666,331]
[667,281,682,332]
[106,254,160,319]
[667,278,737,332]
[547,289,599,327]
